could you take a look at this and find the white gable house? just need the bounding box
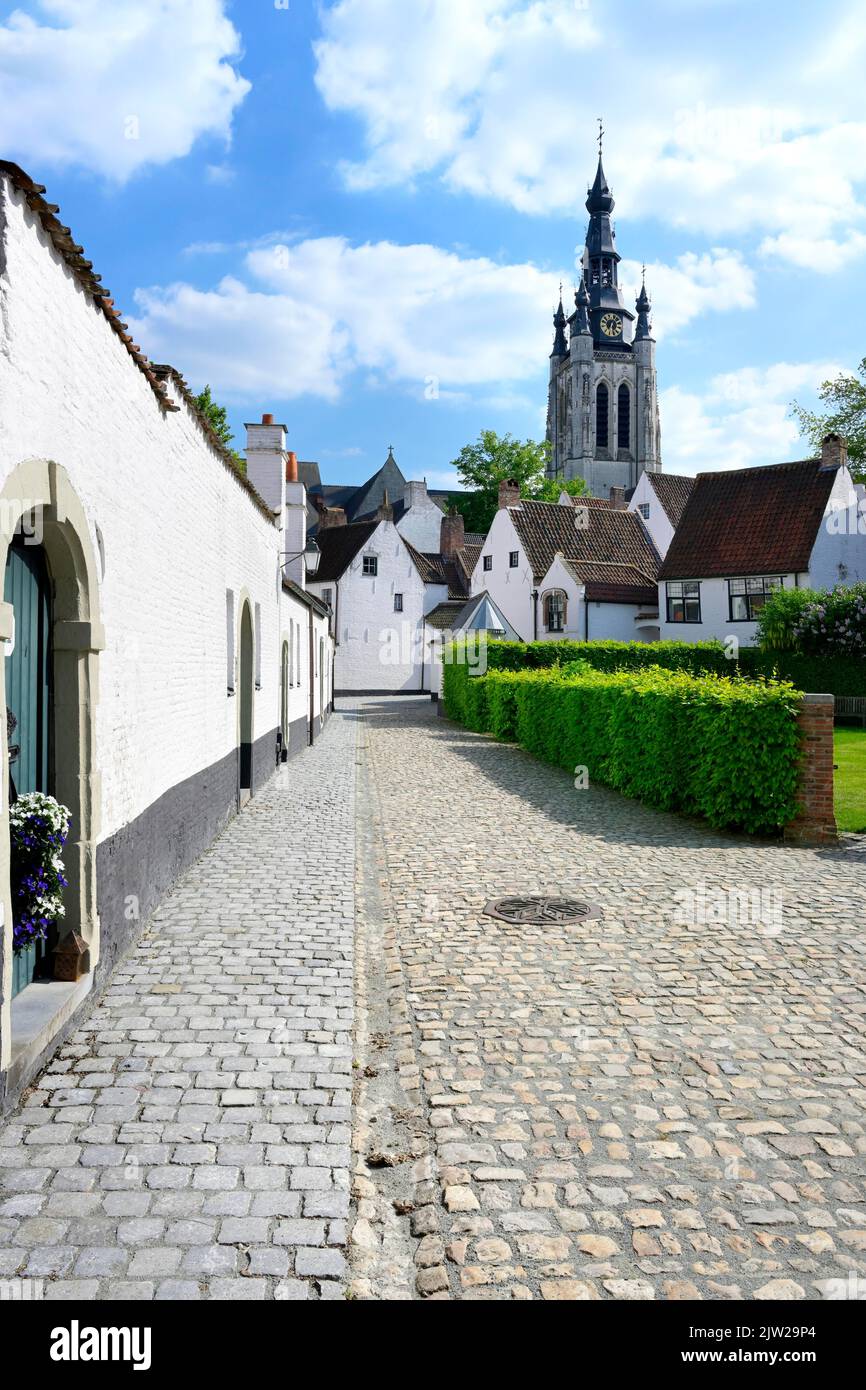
[658,436,866,645]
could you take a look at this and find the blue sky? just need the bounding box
[1,0,865,491]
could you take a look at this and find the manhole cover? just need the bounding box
[483,895,602,925]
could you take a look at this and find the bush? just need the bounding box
[441,636,865,706]
[763,583,866,658]
[445,662,804,835]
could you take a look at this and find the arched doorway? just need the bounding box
[0,459,102,1024]
[238,600,254,799]
[5,537,52,995]
[280,639,289,760]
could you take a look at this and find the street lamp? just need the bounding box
[281,538,321,578]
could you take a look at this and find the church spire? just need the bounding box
[635,266,653,341]
[551,288,568,357]
[573,279,591,336]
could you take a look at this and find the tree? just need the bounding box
[533,476,590,505]
[791,358,866,480]
[446,430,585,532]
[194,385,245,470]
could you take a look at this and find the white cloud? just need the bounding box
[661,361,843,473]
[620,251,755,338]
[129,237,556,403]
[0,0,250,179]
[128,235,757,405]
[313,0,866,268]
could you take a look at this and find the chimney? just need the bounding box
[377,488,393,522]
[609,486,627,509]
[245,412,288,514]
[498,478,521,509]
[318,506,347,531]
[440,508,465,560]
[821,433,848,470]
[403,479,428,511]
[286,450,298,482]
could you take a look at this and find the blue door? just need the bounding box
[5,539,51,997]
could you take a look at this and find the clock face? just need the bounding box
[600,312,623,338]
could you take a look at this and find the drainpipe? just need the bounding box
[584,592,589,641]
[308,604,315,744]
[531,588,538,640]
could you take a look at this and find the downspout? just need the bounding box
[584,590,589,641]
[532,588,538,640]
[308,602,315,745]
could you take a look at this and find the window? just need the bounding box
[728,576,783,621]
[543,589,567,632]
[362,555,378,576]
[509,551,519,568]
[617,383,630,451]
[596,383,609,450]
[322,588,333,607]
[226,590,235,694]
[483,555,492,572]
[638,502,650,520]
[394,593,403,612]
[666,581,701,624]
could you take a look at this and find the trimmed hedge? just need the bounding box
[441,637,865,711]
[443,661,804,835]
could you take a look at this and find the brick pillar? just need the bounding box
[784,693,837,844]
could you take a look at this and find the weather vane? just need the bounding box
[597,117,604,154]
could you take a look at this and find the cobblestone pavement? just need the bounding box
[0,713,356,1301]
[352,696,866,1301]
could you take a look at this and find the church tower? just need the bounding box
[546,131,662,497]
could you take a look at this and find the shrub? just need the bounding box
[755,587,817,651]
[446,663,803,835]
[442,636,865,704]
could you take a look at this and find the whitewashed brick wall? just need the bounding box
[0,177,324,844]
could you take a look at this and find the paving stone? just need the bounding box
[354,695,866,1302]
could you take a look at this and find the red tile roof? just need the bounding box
[659,458,839,580]
[509,500,661,582]
[561,559,659,606]
[646,473,694,528]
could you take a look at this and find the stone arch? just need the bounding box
[0,459,103,1040]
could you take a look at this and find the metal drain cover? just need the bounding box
[483,895,602,925]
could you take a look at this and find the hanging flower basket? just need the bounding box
[9,792,70,954]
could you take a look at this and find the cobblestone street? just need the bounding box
[0,714,356,1301]
[352,696,866,1301]
[1,698,865,1302]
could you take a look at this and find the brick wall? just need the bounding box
[784,693,837,844]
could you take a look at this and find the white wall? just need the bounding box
[397,482,445,552]
[628,472,675,558]
[0,178,307,847]
[808,466,866,588]
[470,508,535,640]
[658,573,800,645]
[308,519,430,691]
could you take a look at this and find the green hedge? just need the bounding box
[441,638,864,711]
[443,662,804,835]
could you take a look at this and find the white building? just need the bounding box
[626,471,694,560]
[658,437,866,644]
[0,161,333,1105]
[308,505,482,694]
[470,482,662,643]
